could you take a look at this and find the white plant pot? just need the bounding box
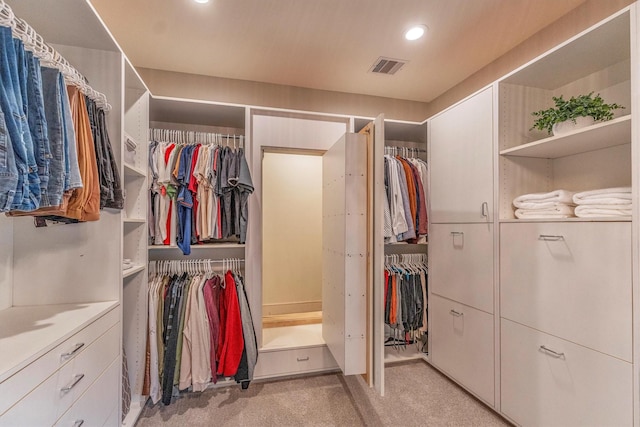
[552,116,596,136]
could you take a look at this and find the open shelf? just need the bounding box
[123,162,146,178]
[500,217,631,223]
[500,115,631,159]
[148,243,244,250]
[123,218,145,224]
[123,265,145,278]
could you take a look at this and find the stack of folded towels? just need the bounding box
[572,186,631,218]
[513,189,576,219]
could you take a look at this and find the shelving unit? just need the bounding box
[121,59,150,426]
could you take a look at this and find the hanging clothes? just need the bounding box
[0,21,119,220]
[384,254,428,353]
[146,259,258,405]
[148,130,254,255]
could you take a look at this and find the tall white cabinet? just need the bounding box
[427,86,496,407]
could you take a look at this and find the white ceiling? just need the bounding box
[90,0,587,103]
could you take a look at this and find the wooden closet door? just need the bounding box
[322,133,368,376]
[429,87,494,223]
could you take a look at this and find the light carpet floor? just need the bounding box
[135,360,510,426]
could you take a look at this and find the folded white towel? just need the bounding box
[513,190,576,208]
[574,206,631,218]
[515,204,575,219]
[573,187,631,204]
[513,201,575,210]
[573,203,631,210]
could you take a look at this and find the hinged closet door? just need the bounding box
[322,133,368,376]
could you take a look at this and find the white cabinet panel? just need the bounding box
[322,133,367,376]
[429,223,493,314]
[430,294,494,406]
[500,222,631,361]
[429,87,493,223]
[501,319,632,427]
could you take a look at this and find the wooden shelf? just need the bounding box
[500,115,631,159]
[123,265,145,278]
[123,162,146,178]
[500,217,631,223]
[0,301,119,382]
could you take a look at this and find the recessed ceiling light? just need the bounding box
[405,25,427,41]
[193,0,209,3]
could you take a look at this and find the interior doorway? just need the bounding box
[262,150,325,349]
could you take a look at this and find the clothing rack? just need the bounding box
[150,128,244,148]
[384,145,426,158]
[0,0,111,111]
[384,253,428,267]
[149,258,244,276]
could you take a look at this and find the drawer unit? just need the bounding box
[253,345,338,379]
[430,294,494,406]
[501,318,632,427]
[0,323,120,426]
[55,358,120,427]
[500,222,631,361]
[430,223,494,314]
[0,307,120,415]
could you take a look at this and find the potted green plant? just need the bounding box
[530,92,624,135]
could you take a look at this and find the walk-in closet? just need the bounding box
[2,0,640,426]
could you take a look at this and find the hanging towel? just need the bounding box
[513,189,576,208]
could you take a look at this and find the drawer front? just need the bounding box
[429,223,494,313]
[500,222,631,361]
[430,294,494,405]
[254,345,338,379]
[501,319,632,427]
[0,323,120,426]
[0,307,120,415]
[55,358,119,427]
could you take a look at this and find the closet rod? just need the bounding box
[150,128,245,147]
[0,0,111,111]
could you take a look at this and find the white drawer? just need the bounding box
[429,223,493,313]
[55,358,119,427]
[0,307,120,415]
[253,345,338,379]
[430,294,494,406]
[500,222,631,361]
[0,323,120,426]
[501,318,632,427]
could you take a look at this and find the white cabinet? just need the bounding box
[501,318,632,427]
[429,223,493,314]
[428,87,494,223]
[430,294,494,406]
[500,222,632,361]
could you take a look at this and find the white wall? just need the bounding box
[0,217,13,311]
[262,152,323,315]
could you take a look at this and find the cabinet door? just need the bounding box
[430,294,494,406]
[429,87,493,223]
[429,223,493,314]
[322,133,367,376]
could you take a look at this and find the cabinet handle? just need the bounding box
[297,356,310,362]
[539,345,565,358]
[73,420,84,427]
[450,231,463,236]
[538,235,564,241]
[481,201,489,218]
[61,374,85,392]
[61,343,85,360]
[449,309,463,317]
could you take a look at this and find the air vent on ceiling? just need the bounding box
[369,57,407,75]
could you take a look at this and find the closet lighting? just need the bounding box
[405,25,427,41]
[193,0,210,3]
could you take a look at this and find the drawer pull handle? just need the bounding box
[61,374,85,392]
[73,420,84,427]
[61,343,85,359]
[449,309,463,317]
[450,231,464,236]
[297,356,310,362]
[540,345,565,359]
[538,235,564,241]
